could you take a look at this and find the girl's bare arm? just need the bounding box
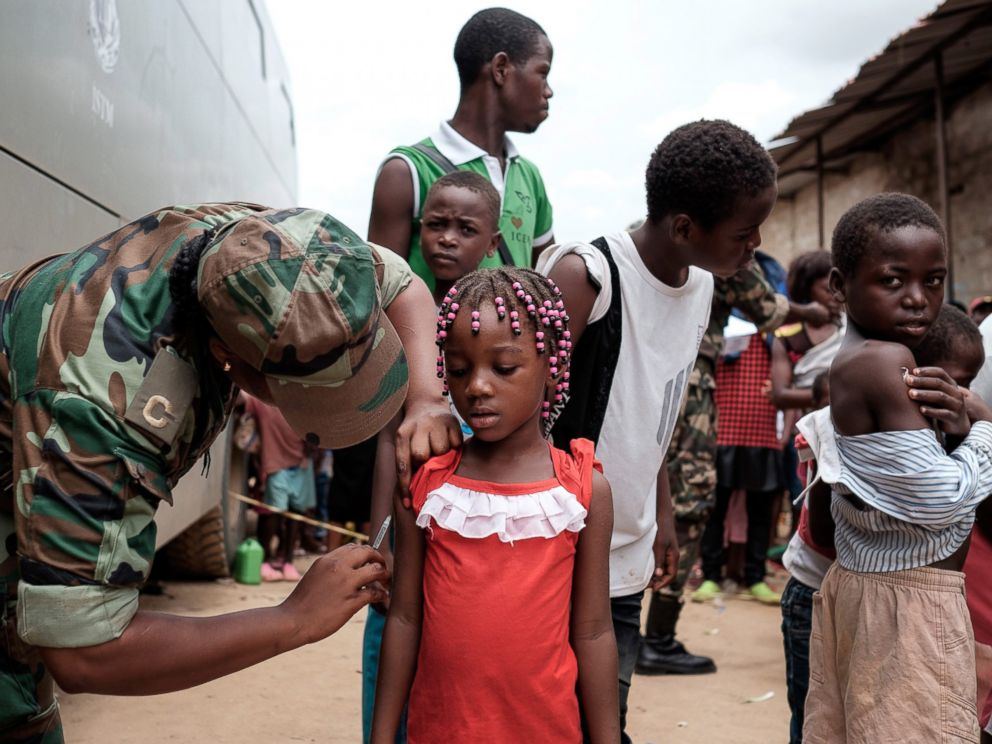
[770,336,814,410]
[571,470,621,744]
[370,489,426,743]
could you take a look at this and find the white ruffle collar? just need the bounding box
[416,481,587,542]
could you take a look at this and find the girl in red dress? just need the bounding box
[371,267,619,744]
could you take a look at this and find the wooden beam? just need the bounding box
[816,136,825,249]
[934,51,955,302]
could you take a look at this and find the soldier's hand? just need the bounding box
[280,544,389,644]
[395,399,462,507]
[799,301,832,326]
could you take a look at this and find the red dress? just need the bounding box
[408,439,599,743]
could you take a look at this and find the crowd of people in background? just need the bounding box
[6,5,992,744]
[227,9,992,743]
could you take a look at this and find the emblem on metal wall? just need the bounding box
[88,0,120,74]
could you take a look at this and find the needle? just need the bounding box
[371,515,391,550]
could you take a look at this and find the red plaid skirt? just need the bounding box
[715,334,780,449]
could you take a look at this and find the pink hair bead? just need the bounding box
[512,282,522,290]
[536,342,545,352]
[447,312,456,320]
[527,304,536,313]
[563,330,571,339]
[554,320,563,329]
[554,394,563,402]
[511,320,521,329]
[438,330,447,338]
[536,331,544,340]
[471,310,480,319]
[563,372,570,380]
[549,366,558,376]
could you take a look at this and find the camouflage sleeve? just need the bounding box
[717,263,789,332]
[14,390,169,648]
[369,242,413,308]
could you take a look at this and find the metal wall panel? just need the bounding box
[0,150,119,265]
[0,0,297,228]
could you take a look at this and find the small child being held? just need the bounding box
[915,305,992,739]
[371,268,619,744]
[800,194,992,742]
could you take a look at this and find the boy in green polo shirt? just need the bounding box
[368,7,555,288]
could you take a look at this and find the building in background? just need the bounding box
[764,0,992,304]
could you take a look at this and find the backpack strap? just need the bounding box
[411,141,458,173]
[410,142,516,268]
[550,237,623,446]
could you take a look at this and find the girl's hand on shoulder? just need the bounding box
[903,366,971,436]
[394,399,462,505]
[280,544,390,645]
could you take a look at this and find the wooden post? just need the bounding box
[816,136,825,250]
[934,51,954,301]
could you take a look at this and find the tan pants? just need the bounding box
[804,564,979,743]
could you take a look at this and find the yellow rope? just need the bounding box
[228,490,368,541]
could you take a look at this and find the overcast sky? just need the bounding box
[267,0,939,244]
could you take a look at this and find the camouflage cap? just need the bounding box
[197,207,408,448]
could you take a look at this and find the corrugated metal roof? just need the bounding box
[770,0,992,190]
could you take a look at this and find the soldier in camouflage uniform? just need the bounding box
[0,204,458,742]
[636,258,828,676]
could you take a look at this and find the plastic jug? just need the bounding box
[233,538,264,584]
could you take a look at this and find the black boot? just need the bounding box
[635,592,716,675]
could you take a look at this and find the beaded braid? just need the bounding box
[435,267,572,437]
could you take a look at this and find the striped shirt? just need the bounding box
[797,409,992,573]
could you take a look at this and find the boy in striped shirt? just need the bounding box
[800,194,992,743]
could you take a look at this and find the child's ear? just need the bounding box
[669,213,694,245]
[828,267,846,305]
[486,231,501,258]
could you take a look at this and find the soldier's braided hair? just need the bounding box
[435,267,572,437]
[169,228,215,334]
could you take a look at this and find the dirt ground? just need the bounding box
[59,560,791,743]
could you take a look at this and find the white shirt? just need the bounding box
[538,232,713,595]
[972,315,992,403]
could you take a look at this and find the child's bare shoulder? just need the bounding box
[831,339,925,434]
[833,339,915,380]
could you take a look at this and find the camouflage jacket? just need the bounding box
[0,204,411,649]
[694,261,789,382]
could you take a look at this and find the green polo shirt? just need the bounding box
[387,123,553,290]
